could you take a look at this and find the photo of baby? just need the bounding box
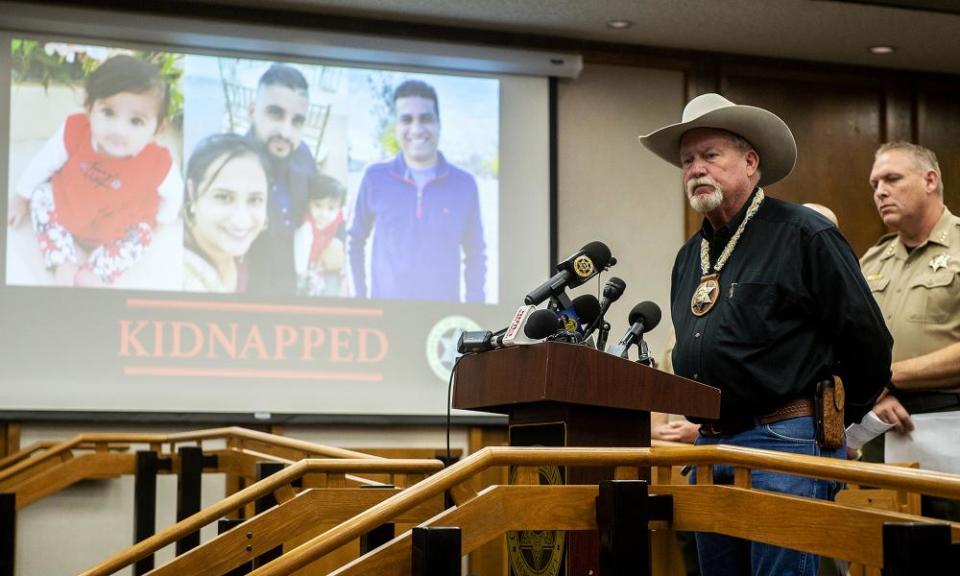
[6,43,184,289]
[294,173,347,297]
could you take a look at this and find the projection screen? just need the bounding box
[0,4,574,419]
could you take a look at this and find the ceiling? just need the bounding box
[183,0,960,75]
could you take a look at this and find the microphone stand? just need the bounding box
[596,320,611,352]
[548,292,573,312]
[636,338,656,367]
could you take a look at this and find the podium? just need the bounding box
[453,342,720,576]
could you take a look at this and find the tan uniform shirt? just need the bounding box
[860,207,960,390]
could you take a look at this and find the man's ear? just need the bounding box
[924,169,940,195]
[745,149,760,176]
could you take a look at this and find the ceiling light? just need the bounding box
[607,19,634,30]
[869,45,896,55]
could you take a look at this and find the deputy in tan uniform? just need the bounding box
[860,141,960,520]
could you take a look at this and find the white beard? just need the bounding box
[686,177,724,214]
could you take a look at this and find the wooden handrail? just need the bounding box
[333,482,960,576]
[78,458,444,576]
[76,443,960,576]
[0,441,57,470]
[243,445,960,576]
[0,427,379,486]
[164,427,380,460]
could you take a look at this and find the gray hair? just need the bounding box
[722,130,762,181]
[876,141,943,196]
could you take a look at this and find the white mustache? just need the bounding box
[686,177,719,196]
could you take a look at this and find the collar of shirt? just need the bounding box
[885,206,955,261]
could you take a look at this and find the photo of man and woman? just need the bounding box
[6,39,500,303]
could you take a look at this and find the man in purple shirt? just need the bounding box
[348,80,486,302]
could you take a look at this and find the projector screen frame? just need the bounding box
[0,3,559,424]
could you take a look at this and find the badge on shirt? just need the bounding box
[929,253,951,272]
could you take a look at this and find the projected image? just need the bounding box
[181,57,348,296]
[182,56,500,302]
[345,72,500,304]
[6,41,499,303]
[0,29,542,418]
[6,41,184,289]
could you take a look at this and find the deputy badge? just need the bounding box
[425,316,482,382]
[929,253,951,272]
[691,273,720,316]
[571,254,595,278]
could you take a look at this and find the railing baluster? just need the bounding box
[0,492,15,576]
[176,446,204,555]
[597,480,651,576]
[411,526,461,576]
[218,518,253,575]
[133,451,158,575]
[882,522,954,575]
[252,462,285,568]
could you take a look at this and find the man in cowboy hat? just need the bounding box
[640,93,893,576]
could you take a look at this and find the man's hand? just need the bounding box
[653,420,701,444]
[873,394,915,433]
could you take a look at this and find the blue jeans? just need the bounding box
[690,416,844,576]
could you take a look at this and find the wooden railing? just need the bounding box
[0,427,383,509]
[79,457,446,576]
[210,445,960,576]
[0,441,57,471]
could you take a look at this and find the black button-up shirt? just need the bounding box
[671,189,892,424]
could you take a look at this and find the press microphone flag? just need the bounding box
[524,241,615,305]
[457,306,562,353]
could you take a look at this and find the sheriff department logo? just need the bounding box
[507,464,565,576]
[571,254,595,278]
[425,315,481,382]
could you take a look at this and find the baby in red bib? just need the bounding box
[8,54,182,286]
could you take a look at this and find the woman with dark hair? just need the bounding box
[183,134,272,292]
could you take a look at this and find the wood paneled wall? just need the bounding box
[681,59,960,256]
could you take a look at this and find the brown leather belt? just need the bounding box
[700,398,815,437]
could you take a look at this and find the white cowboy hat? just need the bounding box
[639,93,797,187]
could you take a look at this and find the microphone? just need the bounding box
[568,294,601,332]
[607,301,662,359]
[583,277,626,338]
[456,307,562,353]
[551,294,602,345]
[522,308,565,340]
[524,241,615,305]
[499,306,561,347]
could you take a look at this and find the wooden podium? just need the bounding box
[453,342,720,576]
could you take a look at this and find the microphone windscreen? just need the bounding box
[602,276,627,301]
[571,294,602,325]
[628,301,662,332]
[581,241,613,269]
[524,309,563,339]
